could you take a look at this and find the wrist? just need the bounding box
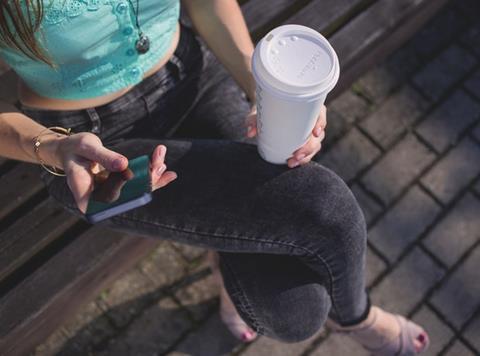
[35,131,69,170]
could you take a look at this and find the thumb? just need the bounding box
[80,144,128,172]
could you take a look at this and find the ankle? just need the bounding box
[328,306,376,332]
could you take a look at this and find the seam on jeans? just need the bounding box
[221,258,264,334]
[110,214,341,319]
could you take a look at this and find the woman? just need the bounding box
[0,0,430,354]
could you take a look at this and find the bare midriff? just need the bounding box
[18,22,181,111]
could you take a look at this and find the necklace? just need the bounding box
[127,0,150,54]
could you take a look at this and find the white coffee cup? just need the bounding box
[252,24,340,164]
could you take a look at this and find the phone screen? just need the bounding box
[86,155,152,215]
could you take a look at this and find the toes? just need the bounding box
[414,331,429,353]
[241,329,257,342]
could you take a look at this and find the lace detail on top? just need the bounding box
[44,0,104,25]
[0,0,181,100]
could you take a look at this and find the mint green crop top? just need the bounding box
[0,0,180,100]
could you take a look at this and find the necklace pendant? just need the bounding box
[136,33,150,54]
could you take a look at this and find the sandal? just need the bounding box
[326,306,430,355]
[207,250,258,342]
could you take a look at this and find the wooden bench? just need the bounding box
[0,0,449,354]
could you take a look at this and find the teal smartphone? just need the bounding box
[85,155,152,224]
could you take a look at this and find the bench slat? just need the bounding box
[0,163,45,221]
[241,0,307,36]
[0,198,79,283]
[0,226,160,356]
[329,0,450,97]
[284,0,366,36]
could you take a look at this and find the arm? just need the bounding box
[0,109,177,212]
[181,0,256,103]
[0,109,66,168]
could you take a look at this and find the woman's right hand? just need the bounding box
[52,132,177,214]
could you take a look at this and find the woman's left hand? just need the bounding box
[245,104,327,168]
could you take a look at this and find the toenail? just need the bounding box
[417,333,425,343]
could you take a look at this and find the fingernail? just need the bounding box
[315,128,321,136]
[290,161,299,168]
[296,154,306,161]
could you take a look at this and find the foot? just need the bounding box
[207,250,258,342]
[327,306,429,355]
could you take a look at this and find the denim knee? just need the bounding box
[262,284,331,343]
[289,162,367,260]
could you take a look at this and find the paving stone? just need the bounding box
[473,123,480,142]
[329,90,370,124]
[464,69,480,100]
[461,22,480,57]
[362,134,436,204]
[174,273,219,322]
[33,328,70,356]
[356,66,404,104]
[422,138,480,204]
[369,186,440,262]
[464,314,480,352]
[60,300,116,349]
[412,45,476,101]
[356,42,421,103]
[351,184,383,226]
[310,333,369,356]
[371,247,444,315]
[138,241,188,287]
[102,297,193,356]
[366,247,387,287]
[412,305,455,356]
[362,86,430,148]
[322,90,369,149]
[455,0,480,26]
[416,90,480,152]
[318,128,381,182]
[170,241,207,263]
[167,312,243,356]
[97,267,160,329]
[424,193,480,267]
[410,5,468,61]
[444,340,476,356]
[431,245,480,329]
[321,110,352,149]
[241,331,320,356]
[475,180,480,195]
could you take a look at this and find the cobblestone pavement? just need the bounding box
[33,1,480,355]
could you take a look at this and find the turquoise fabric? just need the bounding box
[0,0,180,100]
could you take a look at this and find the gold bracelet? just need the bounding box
[33,126,73,177]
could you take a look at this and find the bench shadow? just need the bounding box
[52,272,242,356]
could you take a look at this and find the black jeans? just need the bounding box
[18,23,369,342]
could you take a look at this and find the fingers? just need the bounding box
[245,106,258,138]
[288,131,324,168]
[150,145,166,175]
[150,144,178,191]
[64,159,94,214]
[77,137,128,172]
[313,105,327,137]
[153,171,178,191]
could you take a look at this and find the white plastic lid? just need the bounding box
[252,24,339,98]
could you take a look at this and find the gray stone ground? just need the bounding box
[33,1,480,355]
